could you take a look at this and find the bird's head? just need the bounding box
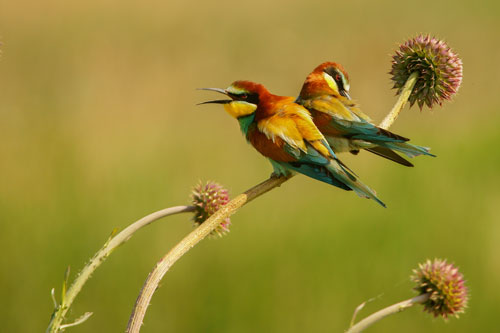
[299,62,351,100]
[199,81,269,119]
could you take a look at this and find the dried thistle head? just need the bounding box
[412,259,468,319]
[191,181,230,237]
[390,35,463,109]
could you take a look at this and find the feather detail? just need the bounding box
[326,159,386,207]
[302,102,434,164]
[284,161,352,191]
[257,102,328,155]
[247,126,297,162]
[382,141,435,158]
[308,97,357,121]
[258,116,307,152]
[365,146,414,167]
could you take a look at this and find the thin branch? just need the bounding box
[379,71,419,130]
[47,205,195,333]
[346,293,430,333]
[50,288,57,309]
[350,301,367,328]
[59,312,93,330]
[126,175,291,332]
[350,293,384,327]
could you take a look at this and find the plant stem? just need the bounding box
[346,293,430,333]
[125,175,291,333]
[379,71,419,130]
[125,92,408,332]
[47,205,195,333]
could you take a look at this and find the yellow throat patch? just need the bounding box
[224,101,257,118]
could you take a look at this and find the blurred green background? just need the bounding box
[1,0,499,331]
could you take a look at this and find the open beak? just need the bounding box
[197,87,232,105]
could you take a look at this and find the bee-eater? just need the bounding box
[296,62,434,167]
[200,81,386,207]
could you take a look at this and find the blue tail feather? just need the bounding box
[326,160,386,207]
[334,120,435,159]
[269,159,385,207]
[381,142,435,158]
[284,161,352,191]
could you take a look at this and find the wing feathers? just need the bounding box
[365,147,414,167]
[251,99,384,206]
[257,103,332,158]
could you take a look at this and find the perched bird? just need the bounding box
[200,81,386,207]
[296,62,434,167]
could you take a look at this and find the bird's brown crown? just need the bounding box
[299,61,351,99]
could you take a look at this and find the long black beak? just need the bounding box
[197,99,232,105]
[197,87,232,105]
[198,87,227,95]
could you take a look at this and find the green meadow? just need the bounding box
[1,0,499,331]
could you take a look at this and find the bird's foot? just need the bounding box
[270,170,292,179]
[270,172,282,179]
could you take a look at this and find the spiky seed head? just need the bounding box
[191,181,231,237]
[390,35,463,109]
[412,258,468,319]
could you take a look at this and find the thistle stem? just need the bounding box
[346,293,430,333]
[126,175,291,333]
[379,71,419,130]
[46,205,195,333]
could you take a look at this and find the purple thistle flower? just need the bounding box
[390,35,463,109]
[191,181,231,237]
[412,259,468,319]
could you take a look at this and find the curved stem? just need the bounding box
[47,205,195,333]
[379,71,419,130]
[126,175,291,332]
[346,293,430,333]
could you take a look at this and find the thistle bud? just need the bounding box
[412,259,468,319]
[191,181,231,237]
[390,35,463,109]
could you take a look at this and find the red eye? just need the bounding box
[335,74,341,82]
[240,94,248,99]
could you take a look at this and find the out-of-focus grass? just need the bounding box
[0,0,499,332]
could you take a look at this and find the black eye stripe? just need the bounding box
[324,67,345,92]
[229,92,260,104]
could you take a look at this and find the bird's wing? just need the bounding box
[256,102,359,178]
[257,102,334,159]
[301,96,409,143]
[301,95,370,122]
[251,103,383,205]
